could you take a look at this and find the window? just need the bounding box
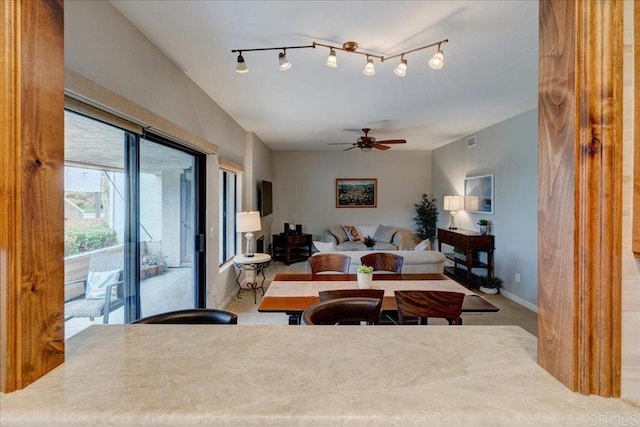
[219,169,237,264]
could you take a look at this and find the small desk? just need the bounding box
[233,253,271,303]
[258,273,499,324]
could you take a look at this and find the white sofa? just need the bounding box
[309,250,446,274]
[323,224,416,251]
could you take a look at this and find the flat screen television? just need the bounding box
[258,180,273,217]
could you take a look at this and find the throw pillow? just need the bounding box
[414,239,431,251]
[85,269,121,300]
[373,224,397,243]
[313,241,336,252]
[328,224,349,243]
[342,225,361,242]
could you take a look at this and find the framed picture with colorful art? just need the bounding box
[336,178,377,208]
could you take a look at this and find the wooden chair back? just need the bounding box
[394,290,465,325]
[301,297,382,325]
[133,308,238,324]
[319,289,384,302]
[360,252,404,273]
[309,253,351,274]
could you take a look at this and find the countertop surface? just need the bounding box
[1,325,638,426]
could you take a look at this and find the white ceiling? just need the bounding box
[110,0,539,152]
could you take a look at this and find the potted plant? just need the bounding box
[477,275,503,295]
[363,235,376,249]
[477,219,489,235]
[414,194,439,244]
[357,265,374,289]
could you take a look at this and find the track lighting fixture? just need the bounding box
[235,52,249,73]
[362,56,376,76]
[278,50,291,71]
[325,48,337,68]
[428,44,445,69]
[231,38,448,77]
[394,56,407,77]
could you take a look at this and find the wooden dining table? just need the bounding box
[258,273,499,324]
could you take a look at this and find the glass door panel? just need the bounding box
[139,137,198,317]
[64,110,127,338]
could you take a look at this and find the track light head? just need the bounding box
[278,51,291,71]
[362,57,375,76]
[394,57,407,77]
[428,47,444,70]
[235,53,249,74]
[325,48,338,68]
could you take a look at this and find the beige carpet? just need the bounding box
[226,260,538,336]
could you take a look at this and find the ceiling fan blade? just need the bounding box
[328,142,355,145]
[376,139,406,144]
[373,144,391,150]
[344,146,358,151]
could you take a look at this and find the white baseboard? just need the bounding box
[500,289,538,313]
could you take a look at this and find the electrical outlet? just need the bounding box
[515,273,521,284]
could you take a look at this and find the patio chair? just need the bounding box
[394,290,465,325]
[132,308,238,324]
[301,297,382,325]
[309,253,351,274]
[64,249,125,324]
[360,252,404,273]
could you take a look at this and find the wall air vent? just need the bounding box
[467,135,477,148]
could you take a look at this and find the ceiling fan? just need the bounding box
[329,128,407,151]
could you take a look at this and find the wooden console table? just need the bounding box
[437,228,494,287]
[272,233,312,265]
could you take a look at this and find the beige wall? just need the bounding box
[271,151,432,243]
[432,109,538,309]
[621,0,639,404]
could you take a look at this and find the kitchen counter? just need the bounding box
[1,325,637,426]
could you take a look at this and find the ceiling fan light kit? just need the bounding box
[232,38,448,77]
[328,128,407,152]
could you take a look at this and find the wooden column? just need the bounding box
[538,0,622,396]
[0,0,65,392]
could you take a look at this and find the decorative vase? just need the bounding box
[479,225,488,235]
[357,272,373,289]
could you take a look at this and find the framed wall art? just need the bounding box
[336,178,377,208]
[464,174,494,214]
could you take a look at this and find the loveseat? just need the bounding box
[323,224,410,251]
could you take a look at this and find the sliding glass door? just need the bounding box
[138,135,205,318]
[64,110,206,336]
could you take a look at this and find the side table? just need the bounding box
[233,253,271,304]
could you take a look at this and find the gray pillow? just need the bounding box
[373,224,397,243]
[328,224,349,243]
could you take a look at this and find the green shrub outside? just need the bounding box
[65,219,117,256]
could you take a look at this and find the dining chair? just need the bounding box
[301,297,382,325]
[318,288,384,302]
[308,253,351,274]
[360,252,404,274]
[394,290,465,325]
[132,308,238,324]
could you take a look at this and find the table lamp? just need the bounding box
[237,211,261,257]
[443,196,464,229]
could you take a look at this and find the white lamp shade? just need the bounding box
[444,196,464,211]
[236,211,261,232]
[465,196,480,211]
